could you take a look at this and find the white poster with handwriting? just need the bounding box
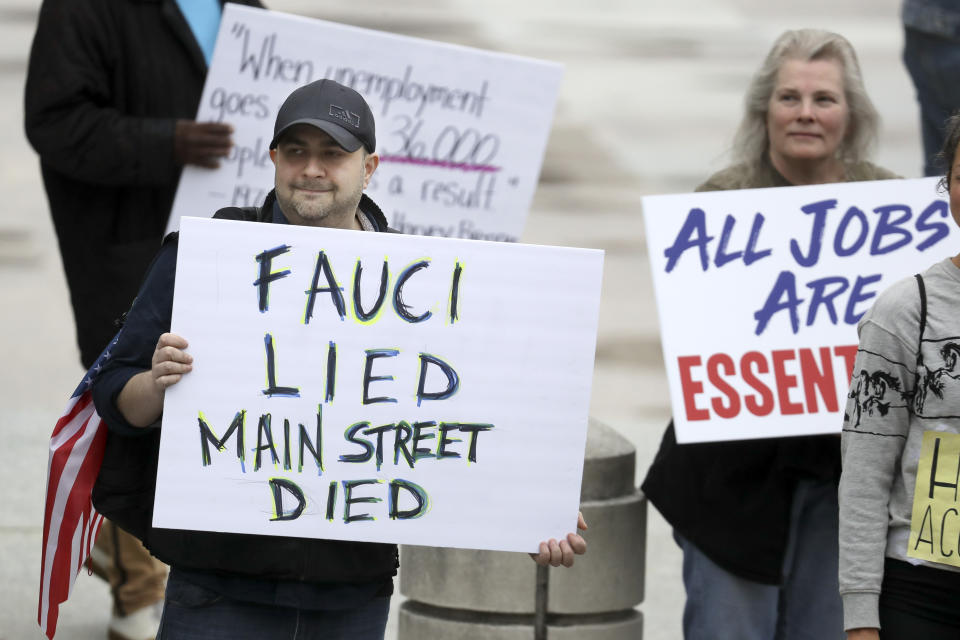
[642,177,957,443]
[153,217,603,551]
[167,5,563,242]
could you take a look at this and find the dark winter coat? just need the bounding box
[24,0,261,368]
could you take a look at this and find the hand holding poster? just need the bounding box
[153,217,603,552]
[167,5,563,241]
[642,177,957,443]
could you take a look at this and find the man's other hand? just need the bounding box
[174,120,233,168]
[151,332,193,389]
[531,512,588,568]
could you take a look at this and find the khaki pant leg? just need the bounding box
[94,520,168,615]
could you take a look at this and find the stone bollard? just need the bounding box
[398,418,646,639]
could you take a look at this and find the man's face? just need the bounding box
[270,124,378,229]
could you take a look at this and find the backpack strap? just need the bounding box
[213,205,262,222]
[912,273,929,416]
[213,188,273,223]
[915,273,927,355]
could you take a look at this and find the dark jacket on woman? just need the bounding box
[641,158,899,584]
[24,0,261,368]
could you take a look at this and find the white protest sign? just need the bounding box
[153,217,603,552]
[642,176,956,443]
[167,5,563,242]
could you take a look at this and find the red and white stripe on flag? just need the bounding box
[38,389,107,639]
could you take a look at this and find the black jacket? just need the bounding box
[91,191,399,585]
[641,423,840,584]
[24,0,261,368]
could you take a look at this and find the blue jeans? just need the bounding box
[903,27,960,176]
[157,573,390,640]
[675,478,844,640]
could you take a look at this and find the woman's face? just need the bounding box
[767,57,850,168]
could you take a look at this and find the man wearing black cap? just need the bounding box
[89,78,587,638]
[266,79,382,231]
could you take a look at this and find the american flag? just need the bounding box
[38,338,117,639]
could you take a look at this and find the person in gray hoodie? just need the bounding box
[840,113,960,639]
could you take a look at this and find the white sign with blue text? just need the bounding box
[152,217,603,552]
[167,5,563,242]
[642,177,956,443]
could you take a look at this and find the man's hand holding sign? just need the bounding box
[116,333,192,427]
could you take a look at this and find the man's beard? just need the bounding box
[279,178,364,225]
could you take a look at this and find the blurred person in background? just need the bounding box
[840,113,960,640]
[642,28,897,640]
[902,0,960,176]
[24,1,260,638]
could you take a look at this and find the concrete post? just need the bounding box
[398,418,646,639]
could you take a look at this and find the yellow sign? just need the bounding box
[909,430,960,567]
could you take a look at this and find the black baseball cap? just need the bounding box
[269,79,376,153]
